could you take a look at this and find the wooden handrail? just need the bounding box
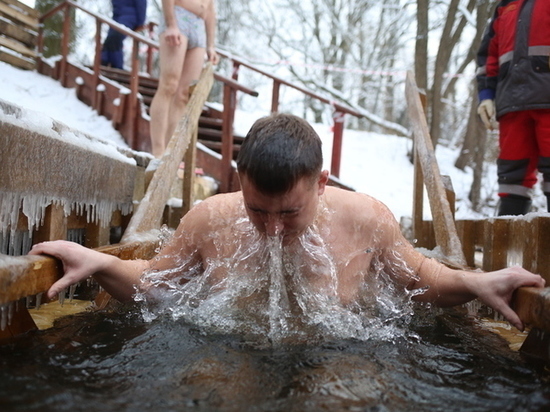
[216,50,362,117]
[216,49,365,178]
[213,72,258,97]
[0,238,160,306]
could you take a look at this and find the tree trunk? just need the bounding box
[415,0,429,92]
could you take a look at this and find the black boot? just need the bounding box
[497,194,532,216]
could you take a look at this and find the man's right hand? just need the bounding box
[163,26,182,47]
[477,99,497,130]
[29,240,107,300]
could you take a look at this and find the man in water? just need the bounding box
[30,113,545,332]
[149,0,219,157]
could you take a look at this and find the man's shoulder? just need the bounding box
[324,187,396,223]
[188,191,244,219]
[325,186,387,209]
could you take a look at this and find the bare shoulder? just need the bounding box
[324,186,395,222]
[180,191,245,230]
[323,186,401,244]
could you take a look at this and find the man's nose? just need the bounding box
[265,214,283,236]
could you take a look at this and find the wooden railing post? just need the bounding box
[59,3,70,87]
[92,19,102,110]
[231,60,240,81]
[182,126,199,215]
[128,37,141,148]
[220,82,237,193]
[331,111,345,178]
[271,80,280,113]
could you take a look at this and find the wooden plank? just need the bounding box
[85,222,111,249]
[507,218,525,267]
[182,127,199,215]
[0,116,136,208]
[405,71,466,267]
[32,203,67,244]
[0,36,37,58]
[0,48,34,70]
[0,303,37,340]
[514,287,550,332]
[482,218,509,272]
[0,2,38,30]
[455,219,477,268]
[1,0,39,19]
[0,18,36,47]
[121,64,214,240]
[532,216,550,283]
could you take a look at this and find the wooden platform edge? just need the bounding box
[513,287,550,331]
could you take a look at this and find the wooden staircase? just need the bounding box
[98,65,245,160]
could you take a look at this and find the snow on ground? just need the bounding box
[0,61,128,148]
[1,61,498,220]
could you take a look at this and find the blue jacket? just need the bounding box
[112,0,147,30]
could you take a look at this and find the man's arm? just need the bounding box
[204,0,219,64]
[366,197,546,331]
[29,240,149,302]
[411,257,545,331]
[161,0,181,46]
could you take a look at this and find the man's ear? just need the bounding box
[317,170,329,195]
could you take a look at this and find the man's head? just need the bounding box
[237,113,323,195]
[237,113,329,239]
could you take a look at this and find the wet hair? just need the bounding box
[236,113,323,195]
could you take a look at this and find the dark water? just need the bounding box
[1,305,549,412]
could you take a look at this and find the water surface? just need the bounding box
[1,305,549,412]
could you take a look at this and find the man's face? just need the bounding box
[240,171,329,242]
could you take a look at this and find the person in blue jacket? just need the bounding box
[101,0,147,69]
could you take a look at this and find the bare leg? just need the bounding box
[149,33,189,158]
[164,47,206,147]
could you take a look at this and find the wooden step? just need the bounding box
[199,140,240,158]
[199,116,223,130]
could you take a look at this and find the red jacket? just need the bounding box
[476,0,550,118]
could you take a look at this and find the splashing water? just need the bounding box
[134,204,424,346]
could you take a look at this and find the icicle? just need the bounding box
[7,302,13,326]
[58,289,66,306]
[0,305,7,331]
[69,283,78,302]
[35,292,43,310]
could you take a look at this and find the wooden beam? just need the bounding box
[514,287,550,332]
[182,128,199,215]
[405,71,466,267]
[0,18,36,47]
[0,35,37,58]
[0,2,39,30]
[0,238,160,306]
[121,64,214,240]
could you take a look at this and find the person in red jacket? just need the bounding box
[476,0,550,215]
